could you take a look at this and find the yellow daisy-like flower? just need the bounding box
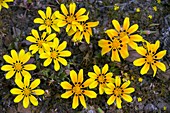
[39,38,71,71]
[108,17,143,49]
[26,29,56,54]
[56,3,88,32]
[133,40,166,77]
[1,49,36,80]
[98,32,129,62]
[68,21,99,44]
[105,76,135,109]
[0,0,13,11]
[10,76,44,108]
[34,7,60,34]
[61,69,97,109]
[87,64,114,95]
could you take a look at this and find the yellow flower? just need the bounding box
[39,38,71,71]
[1,49,36,80]
[153,6,157,11]
[56,3,88,32]
[136,8,140,12]
[98,33,129,62]
[61,69,97,109]
[157,0,161,4]
[0,0,13,11]
[114,4,119,11]
[68,21,99,44]
[148,15,152,19]
[10,77,44,108]
[26,29,56,54]
[34,7,60,34]
[138,77,143,82]
[137,97,142,102]
[105,76,135,109]
[87,64,114,95]
[133,40,166,76]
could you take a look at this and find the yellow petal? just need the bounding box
[59,51,71,57]
[133,58,146,66]
[75,8,86,17]
[19,49,25,61]
[136,47,147,56]
[54,60,60,71]
[39,25,46,31]
[98,39,111,47]
[22,52,31,64]
[77,69,83,84]
[24,64,36,70]
[5,70,15,79]
[69,2,76,15]
[127,24,138,34]
[106,83,115,89]
[15,79,24,89]
[119,44,129,59]
[76,15,88,21]
[38,10,46,20]
[102,64,108,74]
[58,57,67,66]
[79,95,86,108]
[83,90,97,98]
[112,20,120,32]
[43,58,52,66]
[116,97,122,108]
[153,40,160,53]
[154,50,166,59]
[10,88,22,94]
[3,55,14,64]
[121,94,133,102]
[21,70,31,79]
[15,72,22,80]
[57,21,67,27]
[124,88,135,94]
[130,34,143,42]
[121,80,130,89]
[46,7,52,18]
[46,33,56,41]
[57,41,67,51]
[93,65,101,75]
[14,94,24,103]
[61,4,68,16]
[128,41,138,49]
[55,13,65,20]
[151,64,157,77]
[29,95,38,106]
[101,47,111,56]
[72,95,79,109]
[115,76,121,87]
[70,70,77,84]
[30,79,40,89]
[140,63,150,75]
[111,49,120,62]
[29,45,39,54]
[31,29,40,39]
[26,36,37,43]
[123,17,130,31]
[46,26,51,34]
[155,61,166,72]
[1,65,13,71]
[120,35,130,43]
[61,91,73,98]
[40,53,49,59]
[68,29,76,36]
[82,79,94,88]
[2,2,9,8]
[32,89,44,95]
[11,50,18,61]
[89,81,98,89]
[105,29,118,39]
[24,76,30,87]
[87,21,99,27]
[60,81,72,89]
[107,95,116,105]
[53,38,59,48]
[83,32,90,44]
[34,18,44,24]
[88,72,98,78]
[99,84,104,95]
[104,88,113,95]
[51,25,60,32]
[23,96,29,108]
[66,24,71,32]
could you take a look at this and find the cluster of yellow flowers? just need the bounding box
[0,2,167,110]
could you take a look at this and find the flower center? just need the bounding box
[23,88,31,96]
[98,75,105,83]
[37,40,44,47]
[114,87,123,96]
[73,85,81,94]
[66,16,75,23]
[14,63,22,71]
[45,19,52,26]
[112,38,120,48]
[146,55,153,62]
[51,51,58,59]
[119,32,127,38]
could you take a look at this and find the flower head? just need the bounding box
[61,69,97,109]
[133,40,166,76]
[56,3,88,32]
[10,77,44,108]
[1,49,36,80]
[39,38,71,71]
[87,64,114,95]
[26,29,56,54]
[68,21,99,44]
[34,7,60,34]
[0,0,13,11]
[105,76,135,108]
